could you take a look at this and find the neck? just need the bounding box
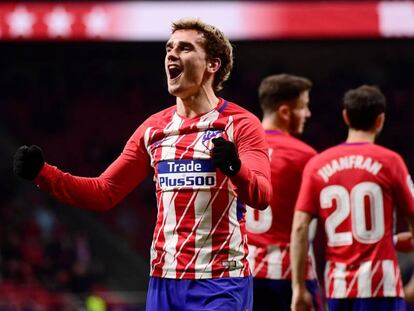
[262,113,289,133]
[176,85,219,118]
[346,129,376,143]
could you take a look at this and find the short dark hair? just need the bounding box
[172,18,233,91]
[258,74,312,114]
[343,85,386,131]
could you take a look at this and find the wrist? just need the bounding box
[292,282,307,292]
[394,232,414,252]
[227,158,241,176]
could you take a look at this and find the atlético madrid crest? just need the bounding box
[202,129,224,150]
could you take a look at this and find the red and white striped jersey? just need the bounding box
[246,130,317,280]
[247,244,316,280]
[295,142,414,298]
[35,98,272,279]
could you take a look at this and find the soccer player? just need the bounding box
[13,19,272,311]
[291,85,414,311]
[245,74,322,311]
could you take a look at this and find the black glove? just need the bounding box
[211,137,241,177]
[13,145,45,180]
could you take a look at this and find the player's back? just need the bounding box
[246,131,316,279]
[247,131,316,245]
[298,142,410,298]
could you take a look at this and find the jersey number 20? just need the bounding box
[320,182,384,246]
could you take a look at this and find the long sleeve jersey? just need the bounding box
[35,98,272,279]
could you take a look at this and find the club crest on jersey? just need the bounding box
[157,159,216,190]
[202,129,224,150]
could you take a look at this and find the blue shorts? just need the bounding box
[252,278,323,311]
[327,297,406,311]
[145,276,253,311]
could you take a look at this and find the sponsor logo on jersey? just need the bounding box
[157,159,216,190]
[202,129,224,149]
[221,260,238,270]
[407,175,414,198]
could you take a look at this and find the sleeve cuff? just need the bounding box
[230,162,250,185]
[34,163,55,187]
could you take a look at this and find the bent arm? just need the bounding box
[231,117,272,210]
[231,151,272,210]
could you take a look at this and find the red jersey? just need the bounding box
[295,142,414,298]
[246,130,317,279]
[35,98,272,279]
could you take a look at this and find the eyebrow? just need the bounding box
[165,40,195,49]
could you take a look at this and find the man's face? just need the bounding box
[165,29,210,98]
[289,90,311,135]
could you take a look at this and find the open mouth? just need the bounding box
[168,65,182,80]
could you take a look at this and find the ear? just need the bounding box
[278,104,291,122]
[207,58,221,73]
[342,109,351,126]
[375,113,385,132]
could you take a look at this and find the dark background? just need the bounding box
[0,38,413,309]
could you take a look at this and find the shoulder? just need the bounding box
[286,135,317,157]
[353,144,407,169]
[220,100,265,142]
[372,145,408,173]
[144,105,176,125]
[130,105,175,139]
[269,134,316,164]
[306,143,406,171]
[221,100,261,124]
[305,145,340,167]
[370,144,403,160]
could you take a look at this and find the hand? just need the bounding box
[211,137,241,177]
[404,274,414,303]
[291,287,314,311]
[394,232,414,252]
[13,145,45,180]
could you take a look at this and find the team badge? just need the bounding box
[202,129,224,150]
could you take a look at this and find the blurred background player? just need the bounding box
[405,274,414,306]
[245,74,323,310]
[13,18,272,311]
[291,85,414,311]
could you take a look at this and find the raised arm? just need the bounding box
[14,125,151,211]
[225,116,272,210]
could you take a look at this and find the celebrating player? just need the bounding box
[13,19,272,311]
[246,74,322,311]
[291,85,414,311]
